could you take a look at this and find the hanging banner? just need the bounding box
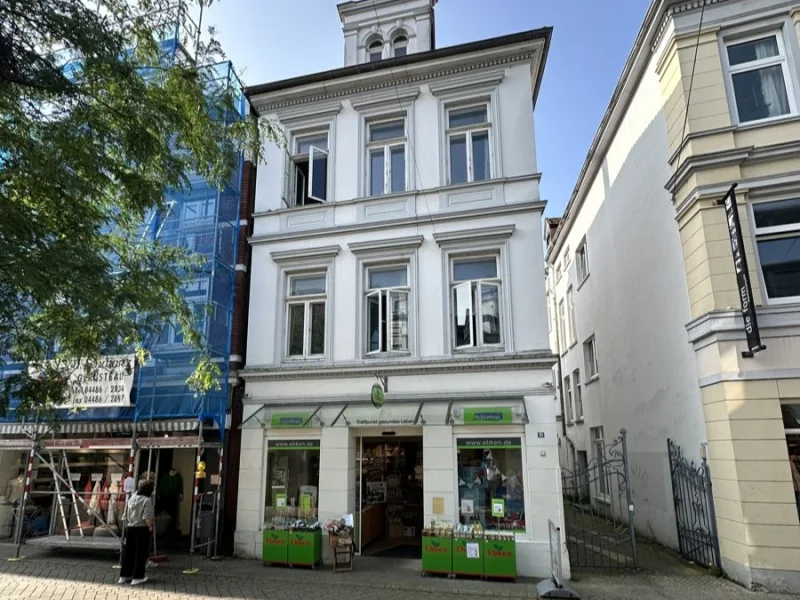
[463,407,512,425]
[720,184,766,356]
[29,354,135,408]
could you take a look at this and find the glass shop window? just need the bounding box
[264,441,320,527]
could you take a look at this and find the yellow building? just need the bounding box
[547,0,800,592]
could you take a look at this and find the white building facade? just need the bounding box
[233,0,564,577]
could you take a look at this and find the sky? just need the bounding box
[204,0,650,218]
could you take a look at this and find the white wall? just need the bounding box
[253,63,539,216]
[549,56,706,549]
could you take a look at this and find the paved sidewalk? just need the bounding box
[0,544,796,599]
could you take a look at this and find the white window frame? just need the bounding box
[392,34,408,58]
[567,287,577,347]
[576,238,589,284]
[749,196,800,305]
[445,102,494,185]
[367,38,384,63]
[573,368,583,420]
[365,264,411,356]
[721,29,797,126]
[449,254,503,351]
[285,272,327,360]
[584,335,599,381]
[365,117,407,197]
[558,299,567,354]
[287,131,330,207]
[564,374,574,424]
[590,426,611,502]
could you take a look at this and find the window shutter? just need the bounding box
[453,282,474,349]
[281,148,292,208]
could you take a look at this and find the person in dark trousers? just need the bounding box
[119,479,155,586]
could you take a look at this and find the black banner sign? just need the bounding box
[267,440,320,450]
[720,183,765,357]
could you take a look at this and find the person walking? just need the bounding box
[119,479,155,585]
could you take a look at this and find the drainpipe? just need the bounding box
[546,264,575,462]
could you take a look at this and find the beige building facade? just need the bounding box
[547,0,800,592]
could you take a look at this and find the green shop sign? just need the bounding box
[267,440,320,450]
[463,407,512,425]
[270,413,310,428]
[457,437,522,450]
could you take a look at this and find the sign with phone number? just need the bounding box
[30,354,135,408]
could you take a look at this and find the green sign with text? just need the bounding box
[270,413,310,428]
[463,407,512,425]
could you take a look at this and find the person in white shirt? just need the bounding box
[119,479,154,586]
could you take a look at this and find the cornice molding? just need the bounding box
[241,351,557,382]
[270,245,341,265]
[348,235,424,255]
[251,51,536,113]
[274,101,343,125]
[433,224,515,247]
[250,201,544,246]
[652,0,731,51]
[350,87,420,112]
[686,304,800,346]
[429,69,505,97]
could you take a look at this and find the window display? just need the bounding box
[264,440,320,528]
[456,438,524,531]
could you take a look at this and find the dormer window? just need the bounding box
[368,39,383,63]
[393,35,408,58]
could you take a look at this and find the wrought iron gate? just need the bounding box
[561,428,637,568]
[667,439,720,568]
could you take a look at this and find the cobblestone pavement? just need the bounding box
[0,545,796,600]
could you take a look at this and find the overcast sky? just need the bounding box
[204,0,650,217]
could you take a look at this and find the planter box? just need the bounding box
[262,529,289,565]
[288,530,322,567]
[452,538,484,577]
[421,535,452,575]
[483,538,516,579]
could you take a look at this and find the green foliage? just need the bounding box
[0,0,276,418]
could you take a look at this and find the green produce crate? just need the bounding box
[288,530,322,567]
[484,538,516,579]
[452,538,484,577]
[262,529,289,565]
[421,535,453,575]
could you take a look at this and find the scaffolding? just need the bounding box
[0,7,246,562]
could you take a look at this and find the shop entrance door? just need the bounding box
[354,436,423,559]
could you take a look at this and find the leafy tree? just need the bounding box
[0,0,274,419]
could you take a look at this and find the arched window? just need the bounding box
[393,35,408,58]
[368,39,383,63]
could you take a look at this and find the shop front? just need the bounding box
[238,393,564,578]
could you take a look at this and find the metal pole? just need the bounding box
[13,444,36,558]
[703,453,722,568]
[211,445,224,558]
[189,422,203,556]
[620,428,637,568]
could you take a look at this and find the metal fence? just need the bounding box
[667,439,721,568]
[561,429,637,569]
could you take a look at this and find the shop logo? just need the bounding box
[371,383,384,408]
[474,411,504,421]
[291,538,311,547]
[266,534,285,545]
[278,416,304,426]
[426,541,449,554]
[488,544,512,558]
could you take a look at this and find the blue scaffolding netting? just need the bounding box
[1,17,246,440]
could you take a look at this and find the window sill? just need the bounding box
[364,351,412,359]
[576,273,590,291]
[735,113,800,131]
[574,418,584,424]
[283,356,327,363]
[585,375,599,386]
[569,340,578,350]
[593,495,611,506]
[453,345,505,355]
[566,421,575,427]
